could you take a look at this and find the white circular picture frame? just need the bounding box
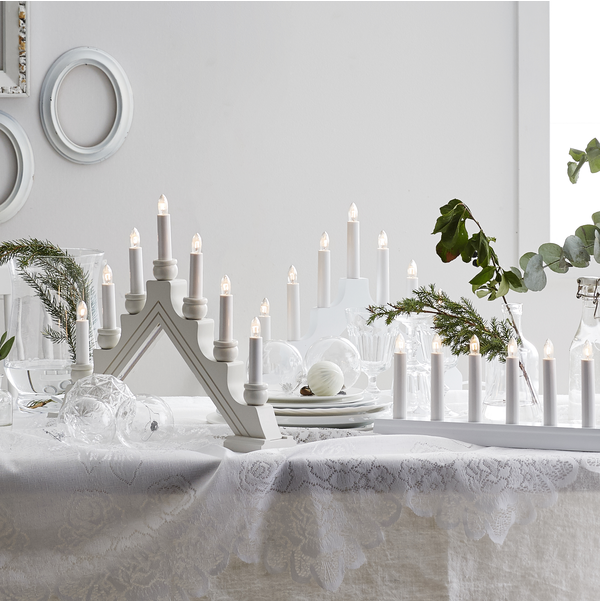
[40,47,134,164]
[0,110,35,224]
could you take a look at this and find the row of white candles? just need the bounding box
[393,333,598,427]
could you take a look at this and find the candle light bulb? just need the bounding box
[260,297,270,316]
[378,230,388,250]
[470,334,480,355]
[191,233,202,253]
[157,194,169,215]
[395,333,406,353]
[288,265,297,284]
[544,339,554,359]
[348,203,358,222]
[251,317,261,337]
[220,275,231,296]
[77,300,88,320]
[584,339,594,359]
[407,260,418,277]
[102,264,113,285]
[432,333,442,354]
[508,337,519,358]
[130,227,140,248]
[320,231,329,250]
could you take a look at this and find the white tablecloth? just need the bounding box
[2,397,600,600]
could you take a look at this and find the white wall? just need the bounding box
[1,1,570,395]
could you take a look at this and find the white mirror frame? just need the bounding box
[0,1,28,96]
[40,47,134,165]
[0,110,34,223]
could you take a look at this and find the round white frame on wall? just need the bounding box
[40,47,134,165]
[0,110,35,224]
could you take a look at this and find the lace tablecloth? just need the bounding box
[2,397,600,600]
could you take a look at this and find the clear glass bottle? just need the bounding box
[0,376,13,426]
[568,276,600,423]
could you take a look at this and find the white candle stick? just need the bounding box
[258,298,271,341]
[346,203,360,279]
[219,275,233,342]
[317,232,331,308]
[75,300,89,365]
[157,194,172,261]
[543,339,557,426]
[393,333,407,419]
[287,265,301,341]
[376,230,390,306]
[407,260,418,295]
[582,340,596,428]
[468,334,482,422]
[129,228,144,294]
[101,264,117,330]
[506,337,519,424]
[248,317,263,385]
[189,233,203,299]
[430,333,444,420]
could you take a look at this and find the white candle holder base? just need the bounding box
[244,382,268,406]
[182,296,208,320]
[125,292,146,315]
[153,259,178,281]
[71,363,93,382]
[213,339,238,362]
[97,327,121,350]
[224,434,296,453]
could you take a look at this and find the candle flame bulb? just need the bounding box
[102,264,113,285]
[584,340,593,359]
[544,339,554,359]
[320,231,329,251]
[251,317,261,337]
[288,265,297,284]
[395,333,406,353]
[157,194,168,215]
[220,275,231,296]
[130,228,140,248]
[77,300,88,320]
[508,337,519,358]
[191,233,202,253]
[407,260,417,277]
[470,334,480,355]
[378,230,388,250]
[432,333,442,354]
[260,297,270,316]
[348,203,358,222]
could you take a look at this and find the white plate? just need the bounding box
[268,387,364,405]
[274,399,391,416]
[276,407,389,429]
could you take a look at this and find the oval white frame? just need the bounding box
[40,47,134,164]
[0,110,35,224]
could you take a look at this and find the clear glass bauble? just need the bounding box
[116,395,174,448]
[304,336,361,390]
[261,340,304,394]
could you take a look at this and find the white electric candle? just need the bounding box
[407,260,418,295]
[219,275,233,342]
[346,203,360,279]
[76,300,89,365]
[258,298,271,341]
[189,233,203,299]
[129,228,144,294]
[287,265,301,341]
[582,340,596,428]
[248,317,262,385]
[157,194,172,261]
[376,230,390,305]
[101,264,117,329]
[393,333,407,419]
[317,232,331,308]
[468,334,482,422]
[430,333,444,421]
[543,339,557,426]
[506,337,519,424]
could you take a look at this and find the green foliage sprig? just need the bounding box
[0,332,14,361]
[567,137,600,184]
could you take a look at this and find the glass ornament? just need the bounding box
[60,394,116,445]
[116,395,174,448]
[304,336,361,390]
[260,340,304,394]
[65,373,135,413]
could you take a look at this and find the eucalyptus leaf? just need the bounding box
[519,252,536,272]
[595,230,600,263]
[576,224,597,248]
[475,289,488,298]
[538,242,563,266]
[563,235,590,267]
[507,268,528,293]
[570,148,586,161]
[568,160,583,184]
[592,211,600,226]
[0,335,14,361]
[523,253,547,291]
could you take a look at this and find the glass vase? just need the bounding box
[0,376,13,426]
[4,249,104,413]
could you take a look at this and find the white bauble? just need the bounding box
[307,361,344,396]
